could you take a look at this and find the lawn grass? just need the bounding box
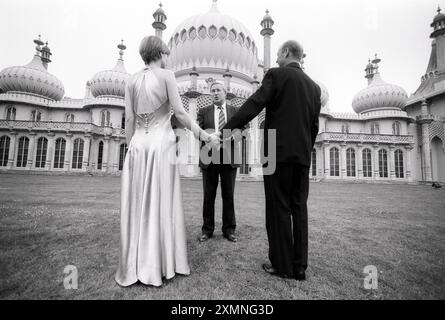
[0,173,444,300]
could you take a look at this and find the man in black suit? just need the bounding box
[197,82,244,243]
[222,40,321,281]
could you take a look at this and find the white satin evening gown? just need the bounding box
[115,67,190,287]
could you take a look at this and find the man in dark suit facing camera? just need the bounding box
[197,82,244,243]
[222,40,321,281]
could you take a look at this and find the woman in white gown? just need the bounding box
[115,36,218,287]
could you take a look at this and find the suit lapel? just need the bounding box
[208,105,215,129]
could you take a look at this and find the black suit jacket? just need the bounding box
[197,103,244,169]
[223,62,321,167]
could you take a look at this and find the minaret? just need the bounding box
[430,6,445,71]
[152,3,167,39]
[364,53,381,84]
[40,41,52,70]
[260,9,274,73]
[223,67,232,92]
[114,40,127,73]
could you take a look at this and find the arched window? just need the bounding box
[329,147,339,177]
[238,32,245,45]
[97,141,104,170]
[378,149,388,178]
[311,149,317,176]
[16,137,29,167]
[6,107,16,120]
[392,121,401,135]
[362,148,372,178]
[0,136,11,166]
[101,110,110,127]
[395,150,404,178]
[35,137,48,168]
[218,27,227,39]
[371,123,380,134]
[72,138,84,169]
[65,113,75,123]
[31,110,42,122]
[341,124,350,134]
[180,29,187,42]
[189,27,197,40]
[209,25,217,39]
[346,148,356,177]
[54,138,66,169]
[121,113,125,129]
[229,29,237,42]
[198,26,207,38]
[119,143,128,171]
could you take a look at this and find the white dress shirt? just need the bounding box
[214,102,227,133]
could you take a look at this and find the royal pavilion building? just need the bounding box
[0,1,444,183]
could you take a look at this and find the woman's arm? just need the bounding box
[165,70,215,143]
[124,81,136,144]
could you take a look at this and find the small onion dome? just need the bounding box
[0,38,64,100]
[154,3,166,17]
[433,6,445,23]
[89,41,130,98]
[315,80,329,108]
[352,73,408,114]
[261,9,274,24]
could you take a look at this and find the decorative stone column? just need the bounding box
[113,138,121,173]
[82,134,92,172]
[389,145,396,179]
[7,132,17,169]
[103,136,110,173]
[323,142,330,178]
[405,145,413,181]
[340,142,347,178]
[417,100,434,181]
[357,143,363,179]
[27,132,37,170]
[64,133,73,171]
[46,132,55,170]
[373,144,380,180]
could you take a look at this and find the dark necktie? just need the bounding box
[218,106,226,132]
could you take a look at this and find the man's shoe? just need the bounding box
[294,269,306,281]
[198,234,211,242]
[262,263,278,275]
[224,234,237,242]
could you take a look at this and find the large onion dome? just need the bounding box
[167,0,259,77]
[89,41,130,98]
[352,55,408,114]
[0,37,64,100]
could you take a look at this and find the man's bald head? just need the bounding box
[276,40,305,67]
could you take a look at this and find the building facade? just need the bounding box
[0,1,444,183]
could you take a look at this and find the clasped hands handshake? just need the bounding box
[201,129,242,149]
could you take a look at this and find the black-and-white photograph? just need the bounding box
[0,0,444,305]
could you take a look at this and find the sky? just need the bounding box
[0,0,438,113]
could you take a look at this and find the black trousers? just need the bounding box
[263,163,309,276]
[202,164,237,237]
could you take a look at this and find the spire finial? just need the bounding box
[210,0,218,12]
[438,5,441,14]
[118,39,126,60]
[159,2,162,8]
[266,9,269,14]
[33,35,44,55]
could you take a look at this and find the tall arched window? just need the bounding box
[101,110,110,127]
[35,137,48,168]
[395,150,404,178]
[392,121,401,135]
[121,113,125,129]
[346,148,356,177]
[65,113,75,123]
[378,149,388,178]
[72,138,84,169]
[362,148,372,178]
[54,138,66,169]
[371,123,380,134]
[6,107,16,120]
[0,136,11,166]
[311,149,317,176]
[341,124,350,134]
[16,137,29,167]
[97,141,104,170]
[119,143,128,171]
[31,110,42,122]
[330,147,339,177]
